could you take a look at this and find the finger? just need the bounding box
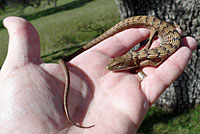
[143,36,197,74]
[141,37,197,104]
[181,36,197,51]
[2,16,42,70]
[92,28,150,57]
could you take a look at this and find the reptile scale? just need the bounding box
[58,16,181,128]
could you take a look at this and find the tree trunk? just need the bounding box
[115,0,200,111]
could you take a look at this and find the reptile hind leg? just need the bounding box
[142,29,157,50]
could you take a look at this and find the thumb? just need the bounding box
[2,16,42,71]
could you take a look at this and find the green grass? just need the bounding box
[138,105,200,134]
[0,0,120,64]
[0,0,199,133]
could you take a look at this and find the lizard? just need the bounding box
[58,16,181,128]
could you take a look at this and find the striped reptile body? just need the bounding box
[105,16,181,71]
[58,16,181,128]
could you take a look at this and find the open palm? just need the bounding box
[0,17,196,134]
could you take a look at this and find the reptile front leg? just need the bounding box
[139,59,165,67]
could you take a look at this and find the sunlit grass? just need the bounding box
[0,0,120,65]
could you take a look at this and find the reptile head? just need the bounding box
[106,54,138,71]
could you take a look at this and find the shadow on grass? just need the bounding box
[137,107,191,133]
[41,43,83,63]
[0,0,94,30]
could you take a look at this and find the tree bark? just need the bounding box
[115,0,200,111]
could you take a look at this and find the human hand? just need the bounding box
[0,16,197,134]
